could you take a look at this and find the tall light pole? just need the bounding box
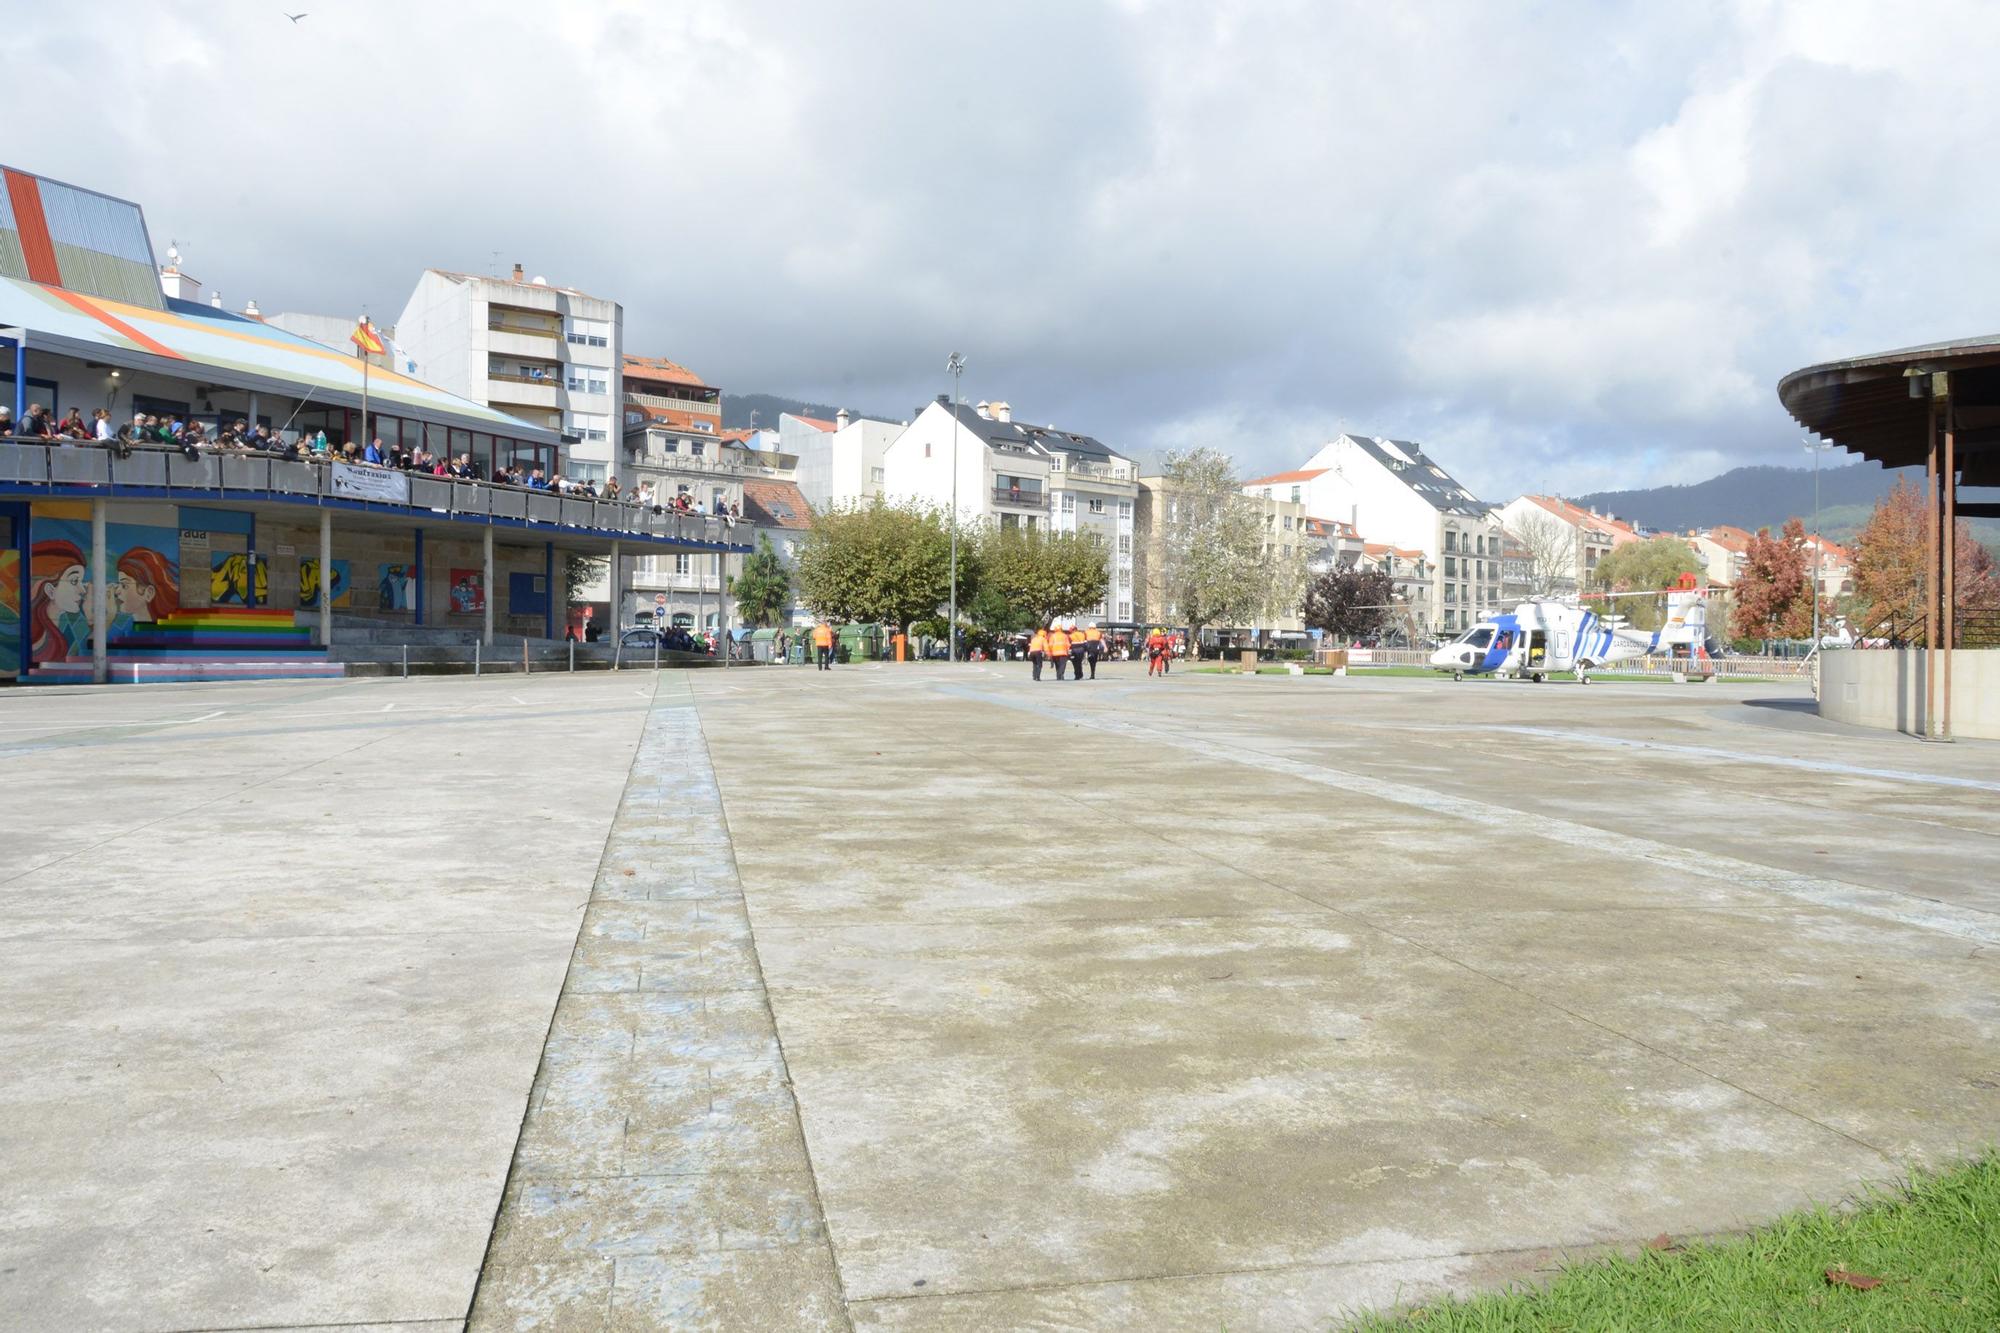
[1804,435,1831,648]
[946,352,966,663]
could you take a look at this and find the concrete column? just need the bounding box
[609,540,623,632]
[544,541,556,640]
[413,528,426,626]
[248,390,259,433]
[318,509,333,648]
[90,498,108,684]
[482,526,495,647]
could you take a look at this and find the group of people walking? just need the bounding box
[1027,619,1103,681]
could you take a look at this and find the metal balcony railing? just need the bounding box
[0,439,748,550]
[991,487,1049,509]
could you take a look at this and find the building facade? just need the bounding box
[881,399,1138,623]
[393,265,623,483]
[1277,435,1505,636]
[781,408,901,512]
[1496,494,1640,597]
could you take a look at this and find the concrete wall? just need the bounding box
[1818,648,2000,740]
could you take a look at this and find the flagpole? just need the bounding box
[360,320,370,452]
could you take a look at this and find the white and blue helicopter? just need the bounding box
[1428,587,1717,683]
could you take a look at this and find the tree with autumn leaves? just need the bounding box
[1729,518,1816,643]
[1848,477,1999,643]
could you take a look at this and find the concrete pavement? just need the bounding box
[4,662,1995,1329]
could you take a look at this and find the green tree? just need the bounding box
[1589,536,1700,631]
[1140,447,1270,653]
[1301,567,1392,641]
[975,524,1109,627]
[793,498,965,633]
[727,533,791,628]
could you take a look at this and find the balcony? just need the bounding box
[488,376,560,410]
[487,313,560,340]
[628,391,722,418]
[992,486,1049,510]
[489,327,564,360]
[0,439,750,552]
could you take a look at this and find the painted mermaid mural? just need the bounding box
[23,519,182,665]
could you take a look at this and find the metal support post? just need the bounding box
[482,527,495,648]
[1943,383,1957,741]
[413,527,425,626]
[318,509,332,648]
[90,498,107,684]
[1924,394,1940,738]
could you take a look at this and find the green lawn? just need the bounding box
[1347,1157,2000,1331]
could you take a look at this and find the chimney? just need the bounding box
[210,291,222,309]
[242,298,260,318]
[974,400,992,419]
[991,401,1012,422]
[511,263,525,282]
[936,393,950,406]
[836,408,850,430]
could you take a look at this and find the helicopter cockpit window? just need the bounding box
[1463,627,1494,649]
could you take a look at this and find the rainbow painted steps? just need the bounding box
[27,608,346,684]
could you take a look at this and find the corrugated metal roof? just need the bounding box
[1,275,556,441]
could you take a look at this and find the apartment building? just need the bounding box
[1496,494,1641,596]
[1276,434,1505,635]
[393,264,623,481]
[781,408,902,511]
[881,398,1139,622]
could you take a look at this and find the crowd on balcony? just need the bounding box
[3,403,741,525]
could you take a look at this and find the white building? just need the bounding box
[393,264,622,484]
[1272,435,1505,636]
[1495,494,1641,597]
[881,398,1138,622]
[781,408,901,512]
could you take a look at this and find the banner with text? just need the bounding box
[329,463,410,504]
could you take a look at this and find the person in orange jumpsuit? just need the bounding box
[1046,622,1072,681]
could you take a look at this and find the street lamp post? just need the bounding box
[1804,435,1831,648]
[946,352,966,663]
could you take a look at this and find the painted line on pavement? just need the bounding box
[940,684,2000,946]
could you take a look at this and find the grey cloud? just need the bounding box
[4,0,1990,501]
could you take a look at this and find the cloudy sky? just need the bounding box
[7,1,1993,497]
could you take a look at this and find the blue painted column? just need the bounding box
[413,527,426,626]
[6,502,29,678]
[543,540,555,640]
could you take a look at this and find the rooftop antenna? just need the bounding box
[165,240,182,268]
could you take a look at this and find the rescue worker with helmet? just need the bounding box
[1064,618,1087,682]
[812,619,836,670]
[1027,625,1049,681]
[1083,622,1104,679]
[1046,621,1072,680]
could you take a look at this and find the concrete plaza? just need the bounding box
[2,663,1996,1329]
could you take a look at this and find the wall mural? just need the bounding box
[298,557,352,609]
[25,516,183,665]
[210,552,268,607]
[377,562,415,612]
[0,548,19,677]
[449,568,485,614]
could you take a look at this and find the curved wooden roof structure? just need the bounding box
[1778,336,2000,491]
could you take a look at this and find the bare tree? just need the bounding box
[1508,511,1580,598]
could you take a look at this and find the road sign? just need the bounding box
[654,593,667,608]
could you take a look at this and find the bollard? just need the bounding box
[475,641,481,676]
[653,633,660,672]
[523,640,530,675]
[613,635,622,672]
[569,638,576,672]
[402,643,409,679]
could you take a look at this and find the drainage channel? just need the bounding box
[468,679,845,1328]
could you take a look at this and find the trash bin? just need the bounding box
[1239,648,1258,672]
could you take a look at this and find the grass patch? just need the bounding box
[1348,1157,2000,1331]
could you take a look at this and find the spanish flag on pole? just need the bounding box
[350,319,386,356]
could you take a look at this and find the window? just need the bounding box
[1445,557,1456,577]
[690,440,704,457]
[1290,485,1301,503]
[1061,494,1075,512]
[1445,531,1458,552]
[674,553,691,576]
[566,370,609,394]
[924,442,931,458]
[1282,515,1294,530]
[1118,500,1132,518]
[569,412,609,443]
[1088,498,1104,514]
[871,467,885,483]
[1118,601,1131,620]
[1118,534,1131,555]
[566,318,611,348]
[569,460,606,484]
